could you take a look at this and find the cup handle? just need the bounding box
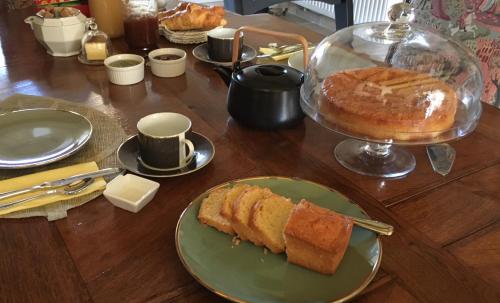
[184,139,195,165]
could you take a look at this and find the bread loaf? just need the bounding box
[198,188,234,235]
[220,184,250,220]
[284,200,353,275]
[197,185,355,275]
[250,195,294,253]
[231,187,273,245]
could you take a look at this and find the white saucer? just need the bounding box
[192,43,257,67]
[116,132,215,178]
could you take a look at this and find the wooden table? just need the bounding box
[1,6,499,303]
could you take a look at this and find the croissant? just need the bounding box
[158,2,193,19]
[159,3,226,31]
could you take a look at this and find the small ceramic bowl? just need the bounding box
[104,54,145,85]
[148,48,186,78]
[103,174,160,213]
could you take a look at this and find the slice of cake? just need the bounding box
[220,184,251,220]
[231,187,273,245]
[250,195,295,254]
[198,188,234,235]
[284,200,353,275]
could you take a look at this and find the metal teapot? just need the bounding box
[214,26,309,129]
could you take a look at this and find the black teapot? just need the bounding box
[214,26,309,130]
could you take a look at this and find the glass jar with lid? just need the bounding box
[78,18,113,65]
[123,0,159,51]
[300,3,483,178]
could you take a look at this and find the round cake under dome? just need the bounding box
[300,16,483,177]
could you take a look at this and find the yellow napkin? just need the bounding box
[0,162,107,216]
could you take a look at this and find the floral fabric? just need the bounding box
[413,0,500,107]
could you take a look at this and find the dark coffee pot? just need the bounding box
[214,26,309,130]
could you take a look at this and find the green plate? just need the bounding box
[0,109,92,169]
[176,177,382,303]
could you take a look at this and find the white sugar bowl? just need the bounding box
[24,11,86,57]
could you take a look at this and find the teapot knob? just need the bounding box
[387,1,415,24]
[86,17,99,31]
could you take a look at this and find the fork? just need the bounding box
[0,178,94,210]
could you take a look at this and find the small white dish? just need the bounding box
[103,174,159,213]
[104,54,145,85]
[148,48,186,78]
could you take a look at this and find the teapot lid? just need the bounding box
[233,64,302,91]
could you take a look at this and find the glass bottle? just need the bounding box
[88,0,125,38]
[123,0,159,51]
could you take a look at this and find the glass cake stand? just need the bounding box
[300,3,483,178]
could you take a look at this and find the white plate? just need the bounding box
[286,47,316,72]
[288,51,307,72]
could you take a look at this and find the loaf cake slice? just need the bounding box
[284,200,353,275]
[220,184,251,220]
[250,195,295,254]
[198,188,234,235]
[231,187,273,245]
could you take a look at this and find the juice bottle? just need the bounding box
[88,0,124,38]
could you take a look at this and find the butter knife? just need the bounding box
[348,216,394,236]
[0,167,122,201]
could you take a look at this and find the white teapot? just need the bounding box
[25,10,87,57]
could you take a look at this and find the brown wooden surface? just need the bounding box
[1,5,499,303]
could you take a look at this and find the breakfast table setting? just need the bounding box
[0,1,499,303]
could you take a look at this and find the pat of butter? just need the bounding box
[85,42,107,61]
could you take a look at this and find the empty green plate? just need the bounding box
[0,109,92,169]
[176,177,382,303]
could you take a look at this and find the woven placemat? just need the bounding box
[160,26,215,44]
[0,94,129,220]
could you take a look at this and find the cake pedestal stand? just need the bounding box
[334,139,416,178]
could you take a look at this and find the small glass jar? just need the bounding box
[78,18,113,65]
[123,0,159,51]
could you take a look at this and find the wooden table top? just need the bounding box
[1,6,499,303]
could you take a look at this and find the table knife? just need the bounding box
[0,167,122,201]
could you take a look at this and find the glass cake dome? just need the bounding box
[300,3,483,178]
